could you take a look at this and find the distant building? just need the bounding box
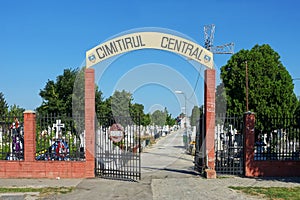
[180,116,190,129]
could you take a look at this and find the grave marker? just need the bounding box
[52,119,65,138]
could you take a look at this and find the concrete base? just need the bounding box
[204,169,216,179]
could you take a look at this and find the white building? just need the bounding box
[180,116,190,129]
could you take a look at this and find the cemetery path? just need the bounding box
[141,128,196,176]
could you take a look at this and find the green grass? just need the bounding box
[229,186,300,200]
[0,186,74,197]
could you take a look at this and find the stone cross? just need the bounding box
[53,119,65,138]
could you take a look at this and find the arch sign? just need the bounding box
[86,32,213,69]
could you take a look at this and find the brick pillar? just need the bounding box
[244,112,255,177]
[23,110,36,161]
[85,68,95,177]
[204,69,216,179]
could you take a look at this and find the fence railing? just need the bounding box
[254,114,300,161]
[35,114,85,161]
[0,115,24,160]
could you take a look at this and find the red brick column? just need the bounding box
[23,110,36,161]
[244,112,255,177]
[85,68,95,177]
[204,69,216,178]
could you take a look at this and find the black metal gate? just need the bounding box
[215,115,244,175]
[194,116,205,172]
[95,116,141,181]
[194,114,244,175]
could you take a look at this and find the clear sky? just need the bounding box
[0,0,300,117]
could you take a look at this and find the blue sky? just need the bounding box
[0,0,300,117]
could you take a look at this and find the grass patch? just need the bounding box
[217,175,233,179]
[229,186,300,200]
[0,187,74,196]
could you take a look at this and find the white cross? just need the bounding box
[53,119,65,138]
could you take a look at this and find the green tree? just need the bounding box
[130,103,150,125]
[99,90,149,126]
[215,82,227,114]
[142,113,151,126]
[0,92,8,116]
[190,105,203,126]
[110,90,132,117]
[164,107,176,126]
[221,44,297,117]
[151,110,167,126]
[296,99,300,117]
[8,104,25,117]
[130,103,144,117]
[37,68,103,117]
[37,68,78,115]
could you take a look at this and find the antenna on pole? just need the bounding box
[204,24,215,51]
[204,24,234,54]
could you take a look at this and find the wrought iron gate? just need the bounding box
[95,116,141,181]
[194,116,205,172]
[194,115,244,175]
[215,115,244,175]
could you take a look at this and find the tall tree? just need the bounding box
[0,92,8,116]
[164,107,176,126]
[130,103,150,125]
[142,113,151,126]
[8,104,25,117]
[295,99,300,117]
[190,105,203,126]
[151,110,167,126]
[105,90,153,126]
[215,82,227,115]
[110,90,132,117]
[221,44,297,118]
[37,68,103,117]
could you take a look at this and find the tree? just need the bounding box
[215,83,227,115]
[99,90,150,126]
[164,107,176,126]
[296,99,300,117]
[190,105,203,126]
[221,44,297,118]
[142,113,151,126]
[37,68,103,117]
[38,68,78,115]
[130,103,150,125]
[0,92,8,116]
[110,90,132,117]
[8,104,25,117]
[151,110,167,126]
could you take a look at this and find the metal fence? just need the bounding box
[35,113,84,161]
[0,115,24,160]
[255,114,300,161]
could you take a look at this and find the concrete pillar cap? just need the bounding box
[23,110,36,114]
[244,111,255,115]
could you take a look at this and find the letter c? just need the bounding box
[161,37,168,48]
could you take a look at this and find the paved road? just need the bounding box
[141,129,195,175]
[1,129,300,200]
